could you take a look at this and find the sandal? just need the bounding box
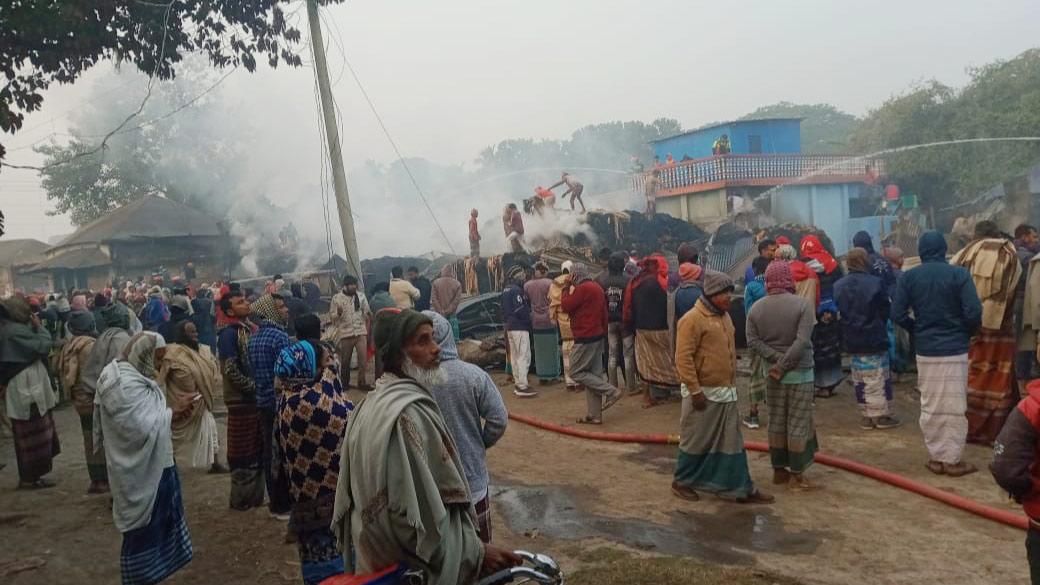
[925,461,946,475]
[576,416,602,425]
[943,462,978,477]
[671,481,700,501]
[735,490,775,504]
[18,478,56,490]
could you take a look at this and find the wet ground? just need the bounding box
[493,480,830,564]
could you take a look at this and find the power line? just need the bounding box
[336,50,458,255]
[1,0,175,172]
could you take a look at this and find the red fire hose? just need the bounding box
[507,412,1028,531]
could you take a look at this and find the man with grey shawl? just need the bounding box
[423,310,508,543]
[332,309,520,585]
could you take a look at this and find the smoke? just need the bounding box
[38,60,647,273]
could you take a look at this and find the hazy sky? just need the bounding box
[2,0,1038,245]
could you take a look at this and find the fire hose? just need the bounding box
[507,412,1028,531]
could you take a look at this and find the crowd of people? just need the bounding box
[6,218,1040,583]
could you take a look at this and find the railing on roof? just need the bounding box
[634,154,884,195]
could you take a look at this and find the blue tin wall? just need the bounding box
[770,182,896,256]
[652,119,801,161]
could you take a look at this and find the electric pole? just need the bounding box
[306,0,364,289]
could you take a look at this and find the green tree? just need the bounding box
[741,102,861,154]
[850,49,1040,209]
[1,0,344,163]
[36,65,248,225]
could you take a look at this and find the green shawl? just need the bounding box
[331,375,484,585]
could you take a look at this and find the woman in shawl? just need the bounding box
[158,320,223,472]
[96,332,193,585]
[143,286,170,331]
[798,236,846,398]
[624,255,680,407]
[275,334,352,585]
[60,309,107,493]
[776,244,819,307]
[1,297,62,489]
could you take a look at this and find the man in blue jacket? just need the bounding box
[891,231,983,477]
[501,265,534,397]
[835,248,900,431]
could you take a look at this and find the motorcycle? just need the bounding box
[321,551,563,585]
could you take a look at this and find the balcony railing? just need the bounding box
[635,154,884,195]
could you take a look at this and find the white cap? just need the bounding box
[561,260,574,273]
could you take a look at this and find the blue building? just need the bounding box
[643,118,885,238]
[649,118,802,161]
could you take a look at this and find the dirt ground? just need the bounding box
[0,364,1029,584]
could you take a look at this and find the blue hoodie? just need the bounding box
[890,231,982,357]
[423,311,508,503]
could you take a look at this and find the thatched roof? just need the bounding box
[0,239,48,267]
[54,196,223,248]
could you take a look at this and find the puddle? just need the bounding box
[492,480,832,564]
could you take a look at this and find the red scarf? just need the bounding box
[799,235,838,275]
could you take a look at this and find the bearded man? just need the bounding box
[332,309,520,585]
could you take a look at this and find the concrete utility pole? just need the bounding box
[306,0,364,288]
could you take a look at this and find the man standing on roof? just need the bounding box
[644,170,660,219]
[549,172,586,213]
[469,209,481,258]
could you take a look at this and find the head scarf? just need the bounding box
[101,301,131,330]
[852,231,876,254]
[846,247,870,273]
[173,319,199,350]
[561,260,573,274]
[67,310,97,337]
[71,294,88,312]
[251,294,285,325]
[776,236,792,246]
[121,331,166,378]
[55,295,71,313]
[274,340,319,385]
[570,262,591,284]
[678,263,702,284]
[632,256,663,291]
[765,261,796,295]
[701,270,734,297]
[3,296,33,324]
[372,308,432,368]
[799,235,838,275]
[776,244,798,261]
[506,265,526,283]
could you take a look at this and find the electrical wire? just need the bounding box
[333,47,458,255]
[2,0,176,172]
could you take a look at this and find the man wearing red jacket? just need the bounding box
[992,379,1040,583]
[562,262,622,424]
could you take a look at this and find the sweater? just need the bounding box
[548,275,573,340]
[891,231,982,357]
[430,274,463,317]
[674,299,736,395]
[746,293,816,373]
[500,283,531,332]
[560,279,608,342]
[427,312,508,503]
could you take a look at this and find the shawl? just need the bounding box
[274,340,318,386]
[951,237,1022,330]
[80,327,132,397]
[332,375,483,585]
[678,263,702,284]
[251,293,286,325]
[123,332,167,379]
[61,335,97,415]
[800,235,838,275]
[158,343,220,467]
[101,301,131,330]
[94,359,173,532]
[278,365,352,502]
